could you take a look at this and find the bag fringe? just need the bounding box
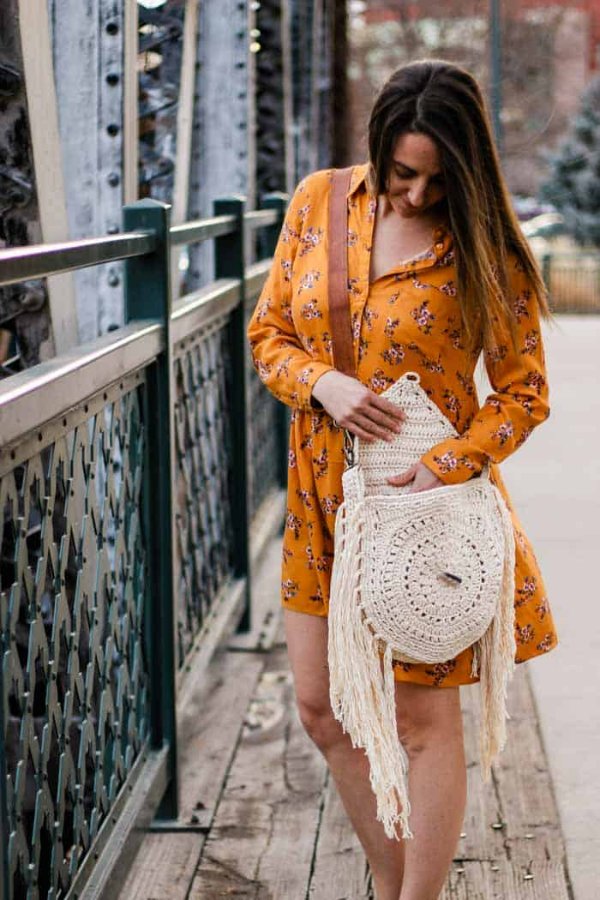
[328,500,414,841]
[477,484,517,781]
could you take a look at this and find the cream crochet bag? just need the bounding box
[325,168,517,843]
[328,371,517,841]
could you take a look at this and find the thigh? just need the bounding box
[283,608,331,713]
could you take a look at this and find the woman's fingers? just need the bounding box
[349,412,396,442]
[387,462,446,493]
[370,393,406,422]
[318,376,407,439]
[360,401,404,434]
[346,419,381,443]
[387,464,417,485]
[343,392,405,439]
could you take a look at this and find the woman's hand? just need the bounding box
[387,461,445,494]
[311,370,405,442]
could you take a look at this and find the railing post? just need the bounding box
[123,199,179,819]
[213,196,252,634]
[262,192,290,491]
[541,252,552,302]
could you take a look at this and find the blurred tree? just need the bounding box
[540,75,600,248]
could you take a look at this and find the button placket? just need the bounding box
[350,190,378,357]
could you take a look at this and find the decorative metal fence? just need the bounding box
[0,191,288,899]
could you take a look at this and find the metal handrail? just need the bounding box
[0,207,280,289]
[171,278,240,345]
[0,319,163,449]
[0,232,157,287]
[244,208,279,230]
[170,213,237,246]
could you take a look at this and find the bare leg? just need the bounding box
[324,732,406,899]
[395,683,467,900]
[283,610,467,900]
[284,610,405,899]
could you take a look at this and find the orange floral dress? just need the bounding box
[247,163,559,688]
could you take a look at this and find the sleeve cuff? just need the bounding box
[300,362,336,411]
[420,441,483,485]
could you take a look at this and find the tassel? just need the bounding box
[328,501,414,841]
[477,484,517,782]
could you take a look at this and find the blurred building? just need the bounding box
[347,0,599,196]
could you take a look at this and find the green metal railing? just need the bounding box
[0,191,288,899]
[541,249,600,313]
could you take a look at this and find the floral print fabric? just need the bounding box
[247,164,558,687]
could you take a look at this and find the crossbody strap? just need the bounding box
[328,166,356,377]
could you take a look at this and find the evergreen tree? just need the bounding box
[539,76,600,248]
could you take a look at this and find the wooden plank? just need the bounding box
[188,645,327,898]
[176,647,266,828]
[308,773,371,899]
[117,648,266,900]
[459,681,508,863]
[230,516,286,653]
[18,0,78,351]
[115,832,204,900]
[458,664,566,867]
[493,669,566,865]
[440,859,571,899]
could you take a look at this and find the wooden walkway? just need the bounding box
[119,539,574,900]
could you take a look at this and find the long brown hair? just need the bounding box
[367,59,553,357]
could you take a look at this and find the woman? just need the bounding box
[247,59,559,900]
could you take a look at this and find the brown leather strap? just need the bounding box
[328,166,356,376]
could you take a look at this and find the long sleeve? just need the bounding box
[420,256,550,485]
[247,172,336,410]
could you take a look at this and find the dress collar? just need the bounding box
[346,162,374,199]
[347,163,453,261]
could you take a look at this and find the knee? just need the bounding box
[295,695,343,752]
[396,703,464,758]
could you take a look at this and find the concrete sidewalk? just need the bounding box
[481,314,600,900]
